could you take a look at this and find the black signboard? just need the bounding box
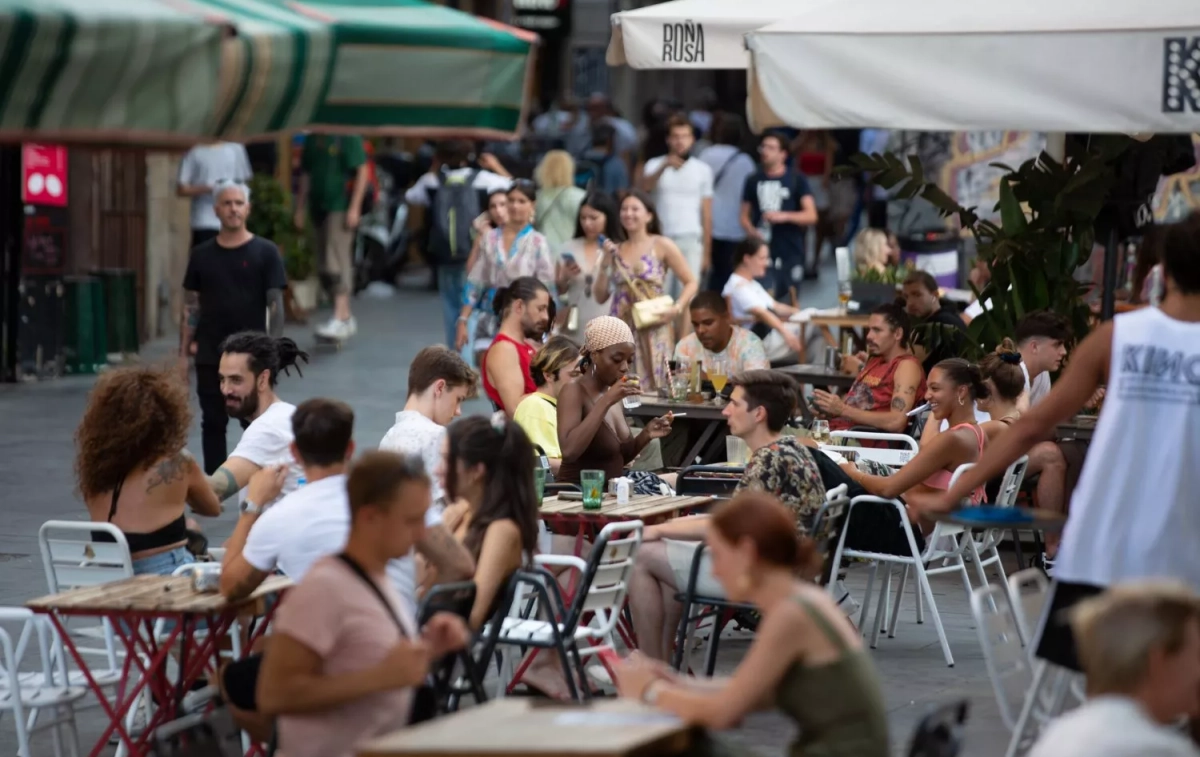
[512,0,572,39]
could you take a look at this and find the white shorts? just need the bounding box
[665,539,724,598]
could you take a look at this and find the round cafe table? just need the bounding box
[928,505,1067,533]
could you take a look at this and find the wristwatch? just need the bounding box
[240,500,264,516]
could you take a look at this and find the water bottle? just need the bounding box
[615,478,631,505]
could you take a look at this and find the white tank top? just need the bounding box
[1056,307,1200,586]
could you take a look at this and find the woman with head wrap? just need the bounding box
[555,316,675,493]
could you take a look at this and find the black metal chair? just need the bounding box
[907,698,970,757]
[674,464,744,498]
[418,581,488,713]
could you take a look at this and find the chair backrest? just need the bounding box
[995,456,1030,508]
[907,698,970,757]
[947,463,974,490]
[828,430,919,468]
[813,484,850,586]
[970,584,1030,731]
[418,581,477,627]
[675,465,743,498]
[1007,568,1050,648]
[39,520,135,594]
[0,607,64,694]
[566,520,643,635]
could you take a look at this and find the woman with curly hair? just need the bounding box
[76,367,221,575]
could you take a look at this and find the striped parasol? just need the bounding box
[0,0,537,147]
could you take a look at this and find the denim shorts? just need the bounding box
[132,546,196,576]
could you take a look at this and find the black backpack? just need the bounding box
[427,169,480,266]
[574,155,611,190]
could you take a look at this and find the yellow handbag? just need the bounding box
[613,259,675,330]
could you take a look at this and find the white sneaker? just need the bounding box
[316,318,352,341]
[1039,552,1056,578]
[346,316,358,336]
[834,579,861,618]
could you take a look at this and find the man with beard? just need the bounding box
[673,292,769,374]
[480,276,551,417]
[812,303,926,435]
[208,331,309,508]
[182,180,287,474]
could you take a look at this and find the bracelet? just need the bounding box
[457,314,470,323]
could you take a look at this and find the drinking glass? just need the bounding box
[838,280,853,314]
[708,357,729,397]
[534,465,547,504]
[622,375,642,409]
[580,470,606,510]
[812,420,831,445]
[670,374,690,402]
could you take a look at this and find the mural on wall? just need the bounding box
[940,131,1047,223]
[1152,133,1200,223]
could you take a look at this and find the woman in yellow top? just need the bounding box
[513,336,580,474]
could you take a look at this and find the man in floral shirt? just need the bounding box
[626,369,826,660]
[673,292,770,374]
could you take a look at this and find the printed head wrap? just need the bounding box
[583,316,634,355]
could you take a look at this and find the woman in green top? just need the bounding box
[615,492,890,757]
[512,335,580,475]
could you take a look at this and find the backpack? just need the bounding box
[427,169,481,266]
[574,155,611,190]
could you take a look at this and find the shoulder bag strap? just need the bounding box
[337,553,408,637]
[610,253,653,303]
[713,151,743,187]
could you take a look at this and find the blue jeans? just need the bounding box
[437,264,467,347]
[132,546,195,576]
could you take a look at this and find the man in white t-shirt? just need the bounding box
[405,140,512,346]
[207,332,309,508]
[380,345,478,508]
[1029,583,1200,757]
[641,114,713,298]
[177,142,253,249]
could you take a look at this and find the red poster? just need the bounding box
[22,143,68,207]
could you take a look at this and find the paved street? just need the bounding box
[0,262,1014,756]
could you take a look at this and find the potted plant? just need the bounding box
[851,264,909,310]
[848,137,1131,356]
[246,174,319,310]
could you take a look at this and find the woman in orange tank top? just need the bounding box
[839,359,989,526]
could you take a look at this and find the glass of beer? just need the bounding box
[838,280,853,314]
[708,357,729,399]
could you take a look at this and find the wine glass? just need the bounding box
[708,357,729,400]
[838,280,853,314]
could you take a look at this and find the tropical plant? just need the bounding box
[247,174,314,281]
[846,136,1132,356]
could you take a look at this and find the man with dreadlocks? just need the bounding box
[208,332,310,511]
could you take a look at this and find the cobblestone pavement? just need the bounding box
[0,265,1014,756]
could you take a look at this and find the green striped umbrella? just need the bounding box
[0,0,537,147]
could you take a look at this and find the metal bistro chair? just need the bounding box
[0,608,87,757]
[670,485,852,675]
[475,521,643,701]
[971,583,1033,732]
[960,457,1030,594]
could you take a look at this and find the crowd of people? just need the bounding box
[67,105,1200,757]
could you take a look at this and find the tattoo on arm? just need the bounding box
[417,524,473,580]
[209,467,240,502]
[891,397,908,411]
[266,288,284,337]
[147,453,189,493]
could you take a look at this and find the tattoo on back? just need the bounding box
[147,453,189,493]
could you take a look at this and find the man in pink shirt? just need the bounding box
[257,451,469,757]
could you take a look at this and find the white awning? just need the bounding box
[607,0,818,70]
[746,0,1200,132]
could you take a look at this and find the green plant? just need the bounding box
[846,137,1132,356]
[853,264,910,285]
[247,174,313,281]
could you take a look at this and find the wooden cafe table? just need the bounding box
[624,394,728,465]
[358,697,694,757]
[540,493,716,559]
[27,573,290,756]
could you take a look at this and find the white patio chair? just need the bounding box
[824,430,920,468]
[828,464,977,667]
[971,583,1033,731]
[960,457,1030,593]
[37,520,143,750]
[1006,568,1050,651]
[0,608,87,757]
[478,521,643,700]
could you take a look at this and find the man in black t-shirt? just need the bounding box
[901,269,967,374]
[181,180,287,474]
[739,131,818,299]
